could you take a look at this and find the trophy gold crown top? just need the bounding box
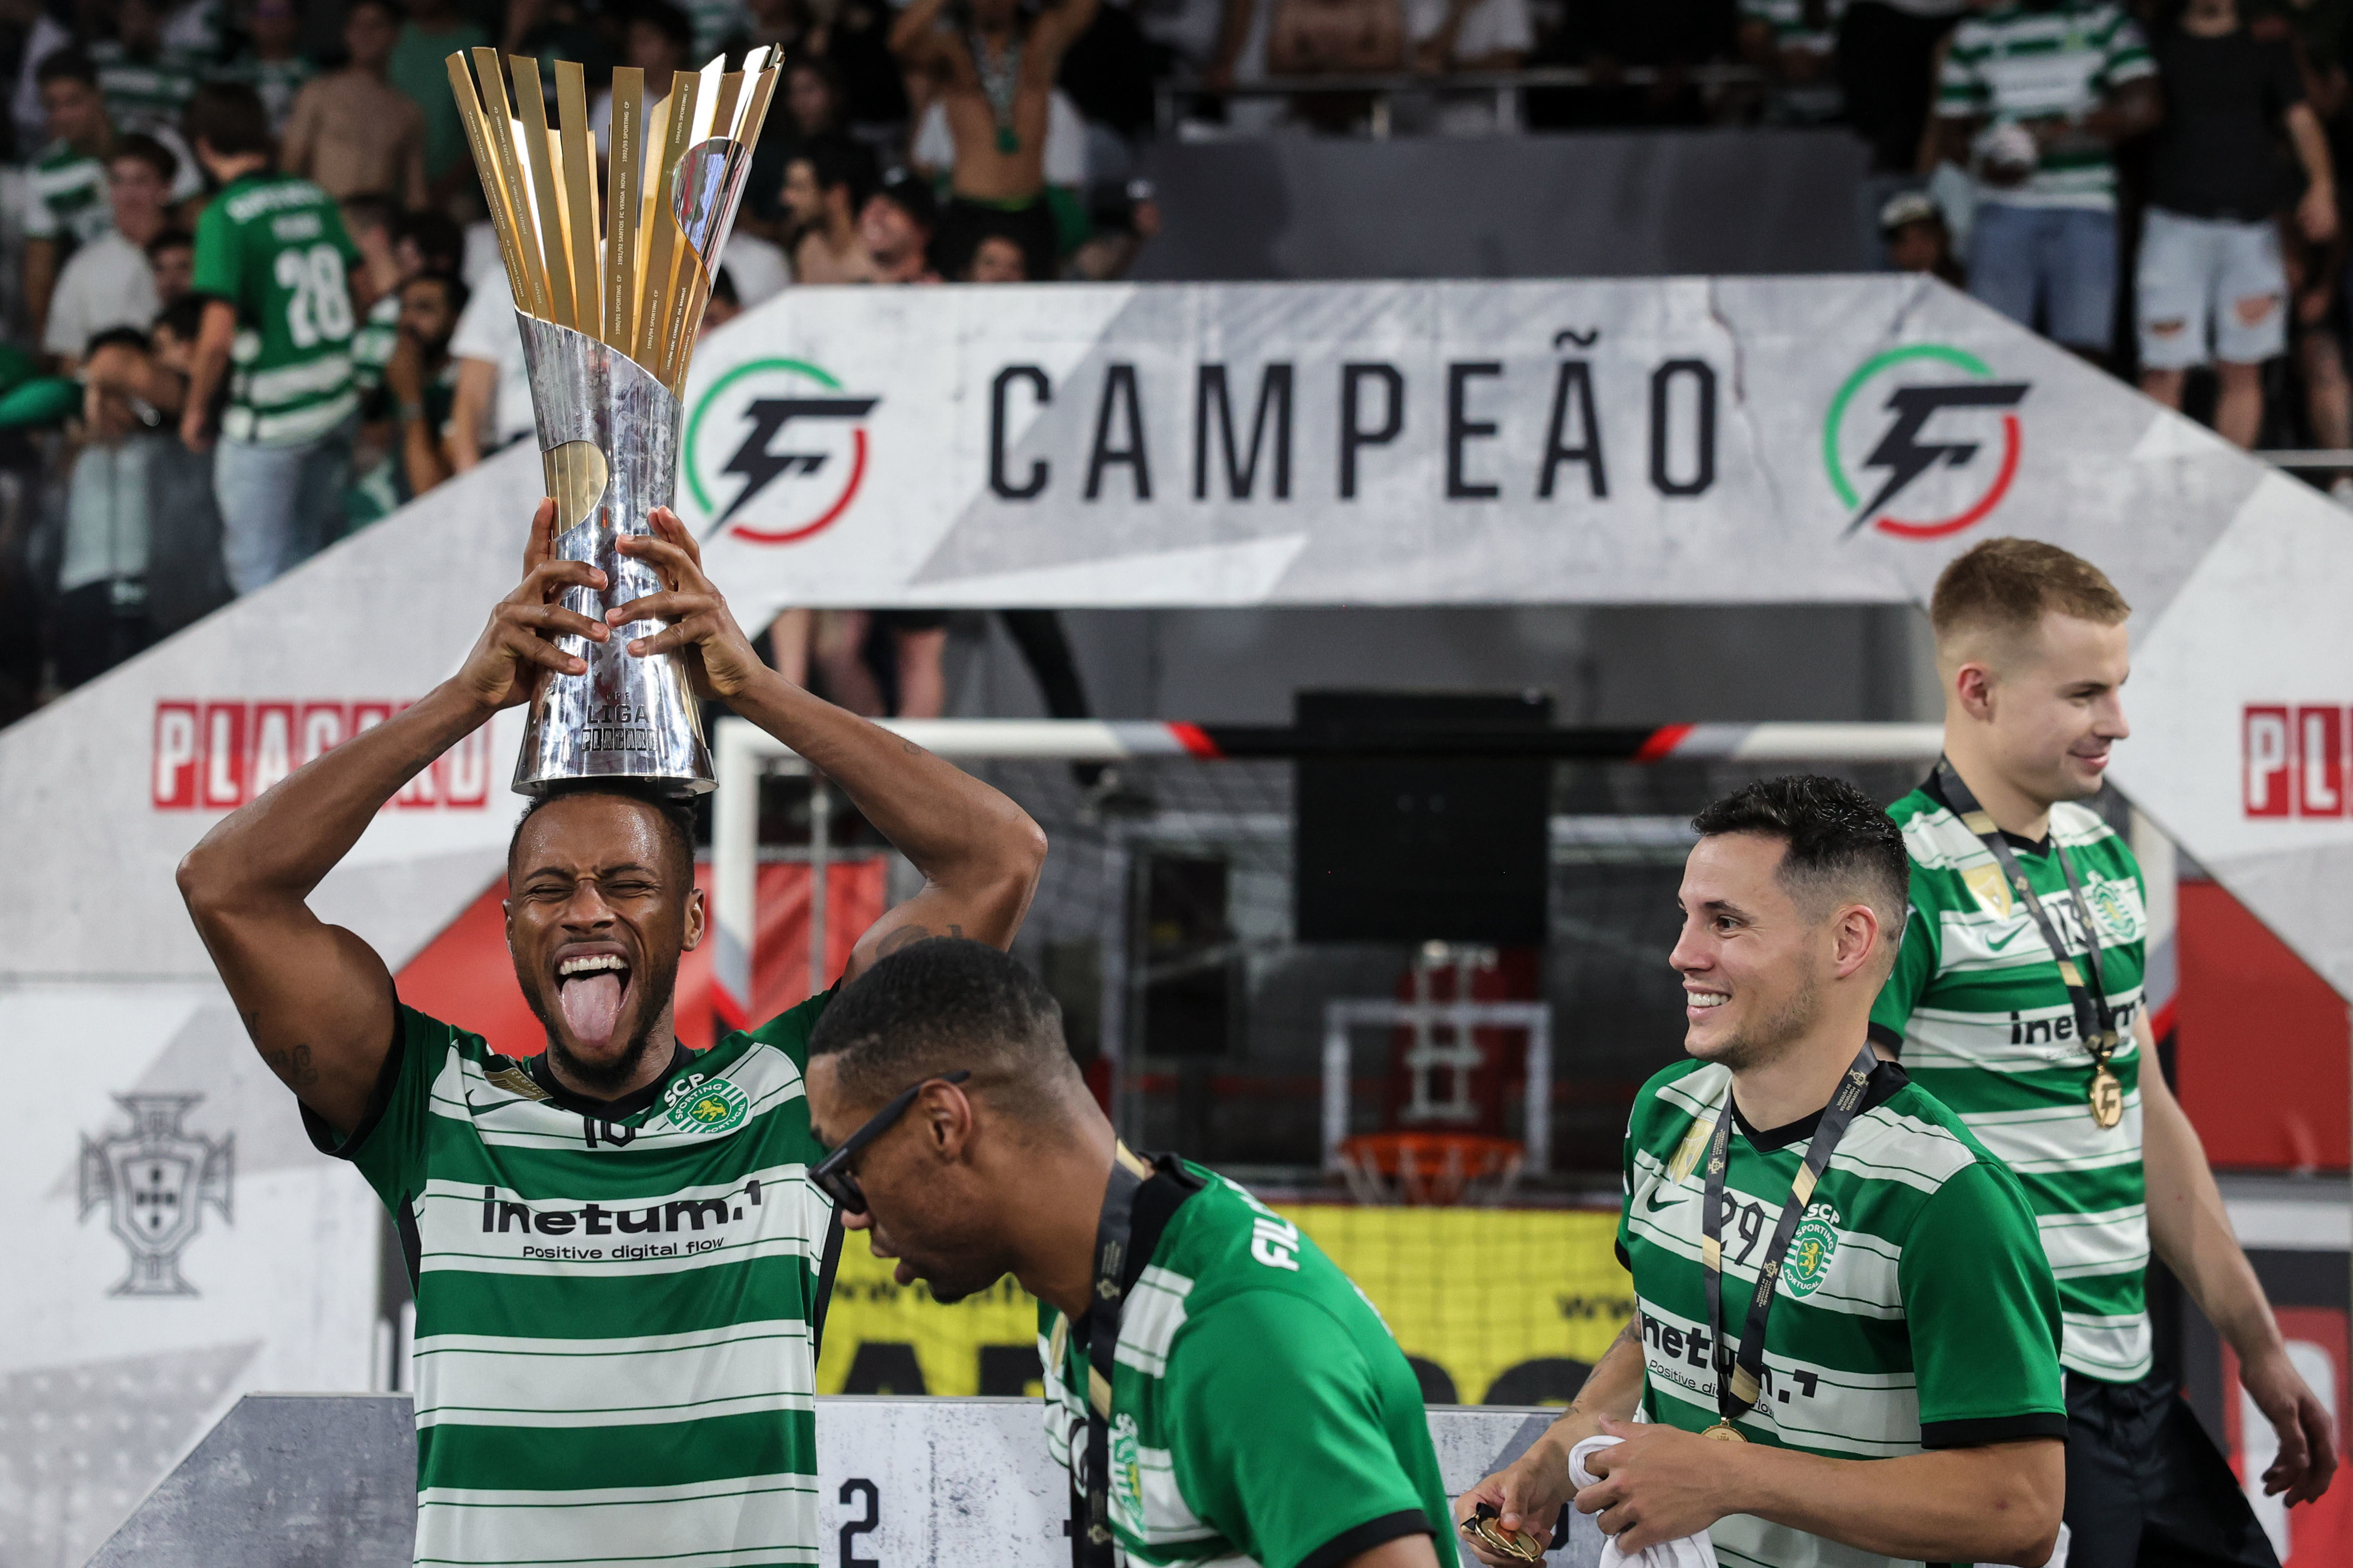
[446,45,781,396]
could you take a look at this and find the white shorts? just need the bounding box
[2136,205,2287,370]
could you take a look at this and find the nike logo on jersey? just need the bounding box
[1644,1185,1692,1213]
[1984,922,2035,952]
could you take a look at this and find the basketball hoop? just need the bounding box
[1338,1130,1524,1206]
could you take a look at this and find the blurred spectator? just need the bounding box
[283,0,428,209]
[386,0,491,204]
[223,0,315,134]
[1267,0,1405,73]
[446,266,533,471]
[396,209,466,282]
[860,169,941,282]
[1934,0,2159,364]
[382,269,465,498]
[1738,0,1845,125]
[784,138,882,282]
[1879,188,1964,284]
[5,0,75,162]
[92,0,196,141]
[1066,175,1161,279]
[181,83,362,593]
[1405,0,1531,134]
[343,193,409,401]
[725,226,791,305]
[912,79,1089,272]
[146,226,193,302]
[2137,0,2335,448]
[964,225,1030,280]
[23,50,118,346]
[44,134,176,373]
[1836,1,1963,170]
[813,610,949,717]
[594,2,695,155]
[55,323,165,688]
[892,0,1101,283]
[744,54,848,236]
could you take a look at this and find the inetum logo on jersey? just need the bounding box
[2244,705,2353,818]
[684,358,878,546]
[1823,345,2030,540]
[152,700,492,810]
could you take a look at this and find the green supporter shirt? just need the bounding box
[88,39,198,138]
[1871,780,2153,1383]
[23,141,109,247]
[191,171,363,446]
[389,19,492,181]
[1938,1,2155,210]
[1618,1057,2066,1568]
[307,994,835,1568]
[1041,1165,1452,1568]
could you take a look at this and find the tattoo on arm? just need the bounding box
[261,1042,321,1089]
[876,922,967,958]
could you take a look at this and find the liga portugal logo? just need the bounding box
[1824,345,2030,540]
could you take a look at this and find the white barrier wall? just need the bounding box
[3,273,2348,1566]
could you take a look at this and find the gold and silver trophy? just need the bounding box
[447,46,781,796]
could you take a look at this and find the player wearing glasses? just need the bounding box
[804,937,1455,1568]
[175,503,1046,1568]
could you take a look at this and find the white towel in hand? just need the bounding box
[1567,1435,1720,1568]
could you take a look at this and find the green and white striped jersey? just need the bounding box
[1939,1,2154,209]
[22,141,109,246]
[1739,0,1846,56]
[351,292,401,399]
[1871,782,2152,1383]
[191,172,362,445]
[88,40,198,138]
[1041,1165,1452,1568]
[1619,1057,2066,1568]
[308,998,834,1568]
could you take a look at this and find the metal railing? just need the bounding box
[1153,62,1765,138]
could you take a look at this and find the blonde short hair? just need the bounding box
[1929,538,2129,655]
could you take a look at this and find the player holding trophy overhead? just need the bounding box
[175,46,1051,1568]
[1459,776,2068,1568]
[1874,539,2335,1566]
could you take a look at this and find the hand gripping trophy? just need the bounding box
[446,45,780,795]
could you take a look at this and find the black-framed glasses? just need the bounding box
[811,1069,971,1215]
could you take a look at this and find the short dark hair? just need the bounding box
[35,48,98,91]
[86,324,151,357]
[629,0,696,55]
[405,268,469,317]
[710,264,739,307]
[185,81,273,159]
[1929,537,2131,652]
[111,132,178,185]
[399,209,466,272]
[506,780,699,886]
[808,938,1081,1115]
[1691,775,1909,947]
[146,226,194,258]
[154,292,206,342]
[869,166,937,233]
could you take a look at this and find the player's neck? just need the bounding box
[1941,729,2054,843]
[1011,1110,1122,1321]
[1729,1021,1872,1132]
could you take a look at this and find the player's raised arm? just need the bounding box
[608,509,1047,980]
[176,500,609,1132]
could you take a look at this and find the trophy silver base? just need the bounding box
[510,315,715,797]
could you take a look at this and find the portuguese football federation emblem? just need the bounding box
[1783,1206,1840,1298]
[668,1077,751,1135]
[78,1093,234,1296]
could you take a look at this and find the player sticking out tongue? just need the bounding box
[556,950,632,1047]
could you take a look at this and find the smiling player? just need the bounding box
[175,501,1046,1568]
[1458,775,2068,1568]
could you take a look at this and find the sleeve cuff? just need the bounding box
[1295,1510,1432,1568]
[1919,1412,2068,1449]
[1867,1020,1904,1057]
[301,1001,408,1161]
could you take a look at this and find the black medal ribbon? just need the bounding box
[1700,1043,1879,1432]
[1071,1147,1202,1568]
[1934,759,2121,1084]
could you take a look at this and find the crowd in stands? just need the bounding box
[0,0,2344,723]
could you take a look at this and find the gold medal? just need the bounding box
[2087,1065,2124,1129]
[1701,1421,1748,1443]
[1459,1506,1546,1563]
